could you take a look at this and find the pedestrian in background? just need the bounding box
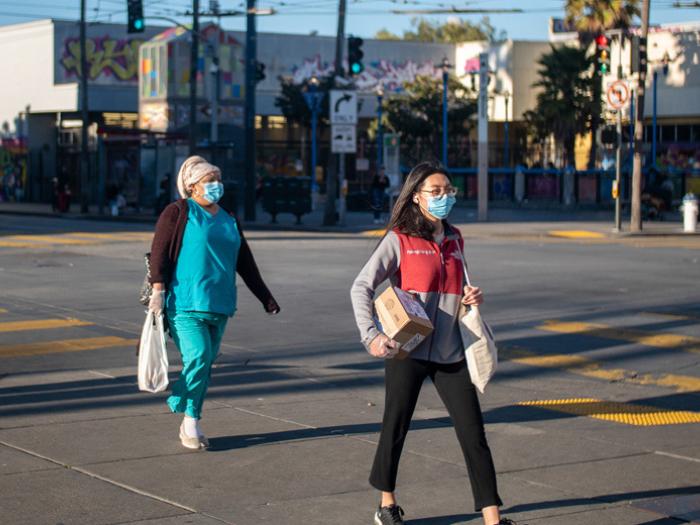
[370,166,390,224]
[351,161,515,525]
[148,155,280,450]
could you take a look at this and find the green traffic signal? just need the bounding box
[351,62,363,75]
[135,19,144,30]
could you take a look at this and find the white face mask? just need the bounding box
[199,181,224,204]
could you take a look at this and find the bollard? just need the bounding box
[681,193,698,233]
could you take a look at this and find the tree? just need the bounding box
[524,45,597,168]
[565,0,640,43]
[381,75,476,163]
[565,0,641,168]
[274,75,334,129]
[375,16,505,43]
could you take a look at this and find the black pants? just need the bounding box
[369,357,503,512]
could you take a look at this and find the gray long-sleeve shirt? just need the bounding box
[350,228,466,364]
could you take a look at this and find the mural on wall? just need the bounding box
[61,36,144,83]
[290,55,442,92]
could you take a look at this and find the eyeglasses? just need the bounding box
[418,187,458,198]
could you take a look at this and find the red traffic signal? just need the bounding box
[595,34,609,48]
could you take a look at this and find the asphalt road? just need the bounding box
[1,213,699,525]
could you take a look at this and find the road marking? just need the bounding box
[361,229,387,237]
[0,318,94,333]
[0,241,50,248]
[501,346,700,393]
[538,320,700,354]
[4,235,98,245]
[642,311,700,321]
[0,337,138,358]
[0,308,7,314]
[653,450,700,463]
[547,230,606,239]
[518,398,700,426]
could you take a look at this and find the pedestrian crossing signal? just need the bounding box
[348,36,364,76]
[127,0,145,34]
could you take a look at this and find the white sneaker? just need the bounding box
[179,421,209,450]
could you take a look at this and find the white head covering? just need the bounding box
[176,155,221,198]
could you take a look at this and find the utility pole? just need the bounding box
[477,52,489,222]
[631,0,650,232]
[244,0,257,221]
[189,0,200,155]
[323,0,346,226]
[79,0,90,213]
[614,33,624,233]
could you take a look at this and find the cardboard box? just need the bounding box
[374,286,434,358]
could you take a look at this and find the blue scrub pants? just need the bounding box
[166,310,228,419]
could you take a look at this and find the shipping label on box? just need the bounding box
[374,286,433,357]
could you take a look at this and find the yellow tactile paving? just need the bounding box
[501,346,700,393]
[0,318,94,333]
[548,230,606,239]
[0,336,139,358]
[518,398,700,426]
[538,320,700,354]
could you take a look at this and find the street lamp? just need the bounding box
[376,84,384,169]
[503,90,510,168]
[303,76,324,208]
[440,57,452,167]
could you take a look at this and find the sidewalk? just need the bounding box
[0,200,696,238]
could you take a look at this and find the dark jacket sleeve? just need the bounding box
[235,220,278,312]
[149,203,180,285]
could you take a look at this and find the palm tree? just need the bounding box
[524,45,597,168]
[565,0,640,43]
[565,0,640,168]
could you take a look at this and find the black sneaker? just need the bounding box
[374,504,405,525]
[498,519,525,525]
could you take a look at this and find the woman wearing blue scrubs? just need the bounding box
[149,156,280,450]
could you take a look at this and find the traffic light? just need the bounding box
[255,61,266,84]
[127,0,144,33]
[348,36,364,75]
[596,34,610,74]
[630,35,647,74]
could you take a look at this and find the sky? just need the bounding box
[0,0,696,41]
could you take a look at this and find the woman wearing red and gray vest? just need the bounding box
[351,162,514,525]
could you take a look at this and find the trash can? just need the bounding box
[681,193,698,233]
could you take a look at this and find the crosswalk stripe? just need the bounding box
[0,337,139,358]
[538,320,700,354]
[0,308,8,314]
[0,318,94,333]
[501,346,700,393]
[5,235,98,245]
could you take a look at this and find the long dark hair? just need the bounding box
[386,161,451,240]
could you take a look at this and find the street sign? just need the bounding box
[330,90,357,124]
[331,124,356,153]
[606,80,630,110]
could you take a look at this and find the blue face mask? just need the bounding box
[201,181,224,204]
[426,194,456,219]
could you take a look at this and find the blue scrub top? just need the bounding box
[167,199,241,317]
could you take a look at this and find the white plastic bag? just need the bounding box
[138,311,169,393]
[459,304,498,394]
[456,250,498,394]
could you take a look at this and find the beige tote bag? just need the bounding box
[457,249,498,393]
